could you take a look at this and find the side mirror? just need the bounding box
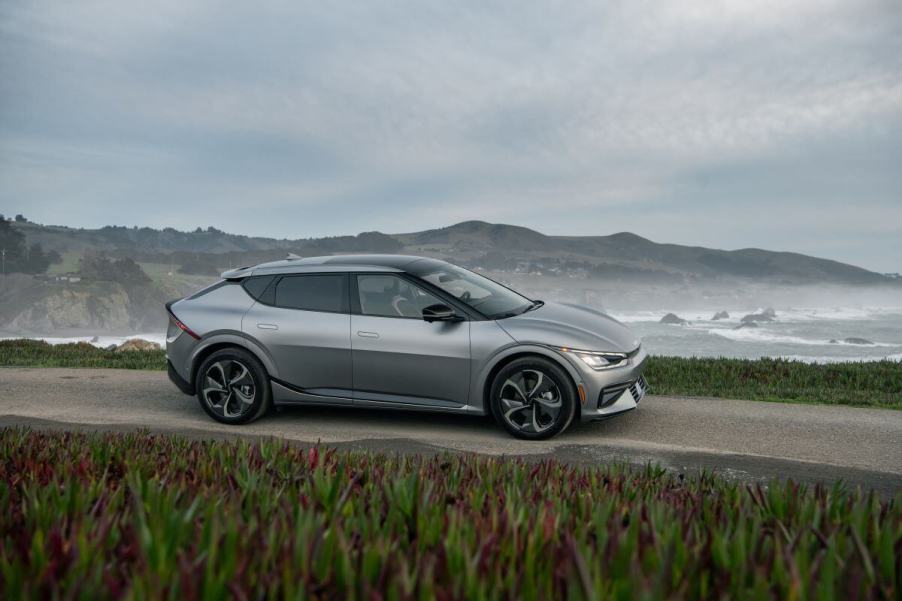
[422,303,460,322]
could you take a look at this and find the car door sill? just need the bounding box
[271,378,472,411]
[271,379,354,406]
[354,398,466,410]
[353,389,464,408]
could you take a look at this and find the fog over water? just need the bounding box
[8,276,901,363]
[500,277,902,362]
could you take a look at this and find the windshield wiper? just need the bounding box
[491,300,542,320]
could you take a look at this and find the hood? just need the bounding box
[497,302,641,353]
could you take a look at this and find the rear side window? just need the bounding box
[274,274,348,313]
[241,275,276,302]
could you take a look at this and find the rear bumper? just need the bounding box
[167,359,195,396]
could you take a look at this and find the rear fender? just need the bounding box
[188,331,279,384]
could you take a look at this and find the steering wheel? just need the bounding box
[392,295,412,317]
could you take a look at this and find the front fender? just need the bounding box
[471,343,583,414]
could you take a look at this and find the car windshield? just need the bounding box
[410,261,535,319]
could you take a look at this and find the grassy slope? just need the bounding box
[1,339,900,409]
[1,428,899,599]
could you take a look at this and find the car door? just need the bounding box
[351,273,470,408]
[242,273,353,401]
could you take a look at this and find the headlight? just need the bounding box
[560,348,629,370]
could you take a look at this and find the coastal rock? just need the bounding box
[660,313,689,325]
[740,307,776,323]
[733,322,758,330]
[829,339,838,344]
[7,286,132,331]
[115,338,161,352]
[711,311,729,320]
[843,337,874,345]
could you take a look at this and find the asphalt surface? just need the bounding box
[1,367,901,494]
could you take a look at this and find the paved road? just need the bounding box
[2,368,901,494]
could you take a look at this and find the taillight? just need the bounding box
[166,303,201,340]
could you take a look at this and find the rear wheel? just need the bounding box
[489,356,576,440]
[195,348,271,424]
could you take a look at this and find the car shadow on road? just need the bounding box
[255,402,617,441]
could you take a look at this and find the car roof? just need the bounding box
[222,254,442,279]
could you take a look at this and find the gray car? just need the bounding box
[166,254,647,439]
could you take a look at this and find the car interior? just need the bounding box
[357,274,440,318]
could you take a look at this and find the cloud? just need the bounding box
[1,0,900,271]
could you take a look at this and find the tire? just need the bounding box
[489,356,576,440]
[194,347,272,424]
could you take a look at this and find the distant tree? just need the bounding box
[24,243,51,273]
[14,214,26,222]
[115,257,152,284]
[79,252,116,280]
[79,252,151,285]
[0,223,55,274]
[0,219,26,273]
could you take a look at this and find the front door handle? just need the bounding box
[257,323,278,330]
[357,331,379,338]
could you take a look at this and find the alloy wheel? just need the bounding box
[498,369,562,434]
[202,359,257,419]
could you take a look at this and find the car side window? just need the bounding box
[274,274,348,313]
[241,275,276,301]
[356,274,442,318]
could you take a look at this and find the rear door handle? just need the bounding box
[357,331,379,338]
[257,323,278,330]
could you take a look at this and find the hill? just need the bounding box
[8,219,893,286]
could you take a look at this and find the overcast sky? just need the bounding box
[1,0,900,272]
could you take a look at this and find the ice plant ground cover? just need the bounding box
[0,429,899,599]
[2,339,900,408]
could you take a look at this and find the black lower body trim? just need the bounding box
[168,360,195,396]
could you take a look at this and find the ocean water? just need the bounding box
[6,307,902,364]
[607,306,902,362]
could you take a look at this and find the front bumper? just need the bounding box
[560,346,649,422]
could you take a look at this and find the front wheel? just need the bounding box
[489,357,576,440]
[195,348,271,424]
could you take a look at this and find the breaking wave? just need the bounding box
[706,327,895,347]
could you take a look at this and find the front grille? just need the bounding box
[598,375,647,408]
[629,375,648,403]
